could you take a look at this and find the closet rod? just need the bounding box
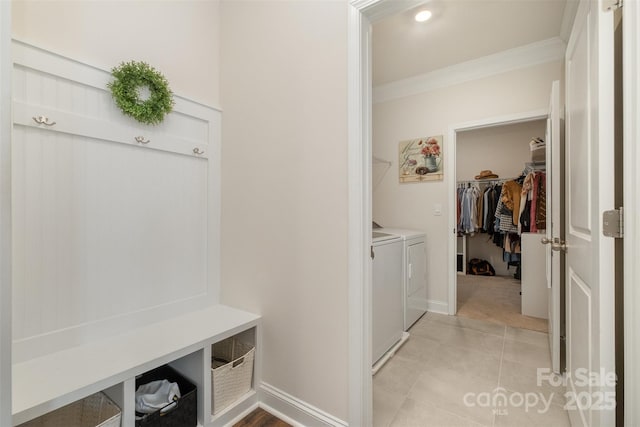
[456,177,518,185]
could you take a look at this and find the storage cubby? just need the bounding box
[135,364,198,427]
[16,391,121,427]
[104,380,136,427]
[167,350,208,427]
[210,328,256,423]
[456,235,466,274]
[12,306,260,427]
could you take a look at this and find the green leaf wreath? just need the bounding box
[108,61,174,125]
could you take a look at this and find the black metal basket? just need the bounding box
[135,365,197,427]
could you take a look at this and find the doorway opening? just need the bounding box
[447,111,547,316]
[452,117,549,332]
[354,0,574,425]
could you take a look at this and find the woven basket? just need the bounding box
[211,338,255,415]
[18,392,121,427]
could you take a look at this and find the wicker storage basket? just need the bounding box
[18,392,121,427]
[135,364,197,427]
[531,146,545,162]
[211,338,255,415]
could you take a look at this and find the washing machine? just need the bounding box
[371,231,404,365]
[380,228,427,330]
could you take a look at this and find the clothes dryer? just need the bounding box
[380,228,427,330]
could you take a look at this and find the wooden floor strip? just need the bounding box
[233,407,292,427]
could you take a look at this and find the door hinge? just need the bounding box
[370,246,375,259]
[603,0,622,11]
[603,207,624,238]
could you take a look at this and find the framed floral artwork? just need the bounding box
[399,135,444,182]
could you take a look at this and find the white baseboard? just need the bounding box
[259,382,348,427]
[427,299,449,315]
[222,401,260,427]
[257,402,306,427]
[212,390,259,427]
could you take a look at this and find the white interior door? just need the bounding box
[565,1,616,426]
[545,80,563,374]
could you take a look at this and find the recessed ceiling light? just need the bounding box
[414,10,432,23]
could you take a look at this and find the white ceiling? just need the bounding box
[372,0,574,86]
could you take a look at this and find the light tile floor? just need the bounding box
[373,313,571,427]
[457,275,548,332]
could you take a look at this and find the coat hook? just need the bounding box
[193,147,205,155]
[32,116,56,126]
[135,136,150,144]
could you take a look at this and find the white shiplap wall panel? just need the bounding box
[12,65,210,148]
[12,127,209,337]
[11,40,220,363]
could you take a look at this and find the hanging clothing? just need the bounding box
[535,172,547,230]
[476,189,484,230]
[529,171,547,232]
[518,173,534,233]
[486,184,501,235]
[460,185,480,234]
[500,180,523,226]
[456,157,546,281]
[495,197,518,234]
[457,187,462,231]
[520,197,532,233]
[504,233,521,254]
[482,187,491,232]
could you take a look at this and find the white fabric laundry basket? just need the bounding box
[18,392,121,427]
[211,338,255,415]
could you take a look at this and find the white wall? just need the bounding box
[219,0,349,422]
[456,120,545,182]
[11,0,351,421]
[11,0,220,108]
[373,61,562,307]
[458,120,545,277]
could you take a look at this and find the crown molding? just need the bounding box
[373,37,567,104]
[351,0,429,23]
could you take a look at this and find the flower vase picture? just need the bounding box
[399,135,444,182]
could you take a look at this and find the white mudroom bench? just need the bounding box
[10,40,256,427]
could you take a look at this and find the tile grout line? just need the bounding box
[381,349,433,427]
[389,314,554,426]
[493,325,507,427]
[392,317,504,427]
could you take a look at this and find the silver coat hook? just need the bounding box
[135,136,150,144]
[32,116,56,126]
[193,148,205,155]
